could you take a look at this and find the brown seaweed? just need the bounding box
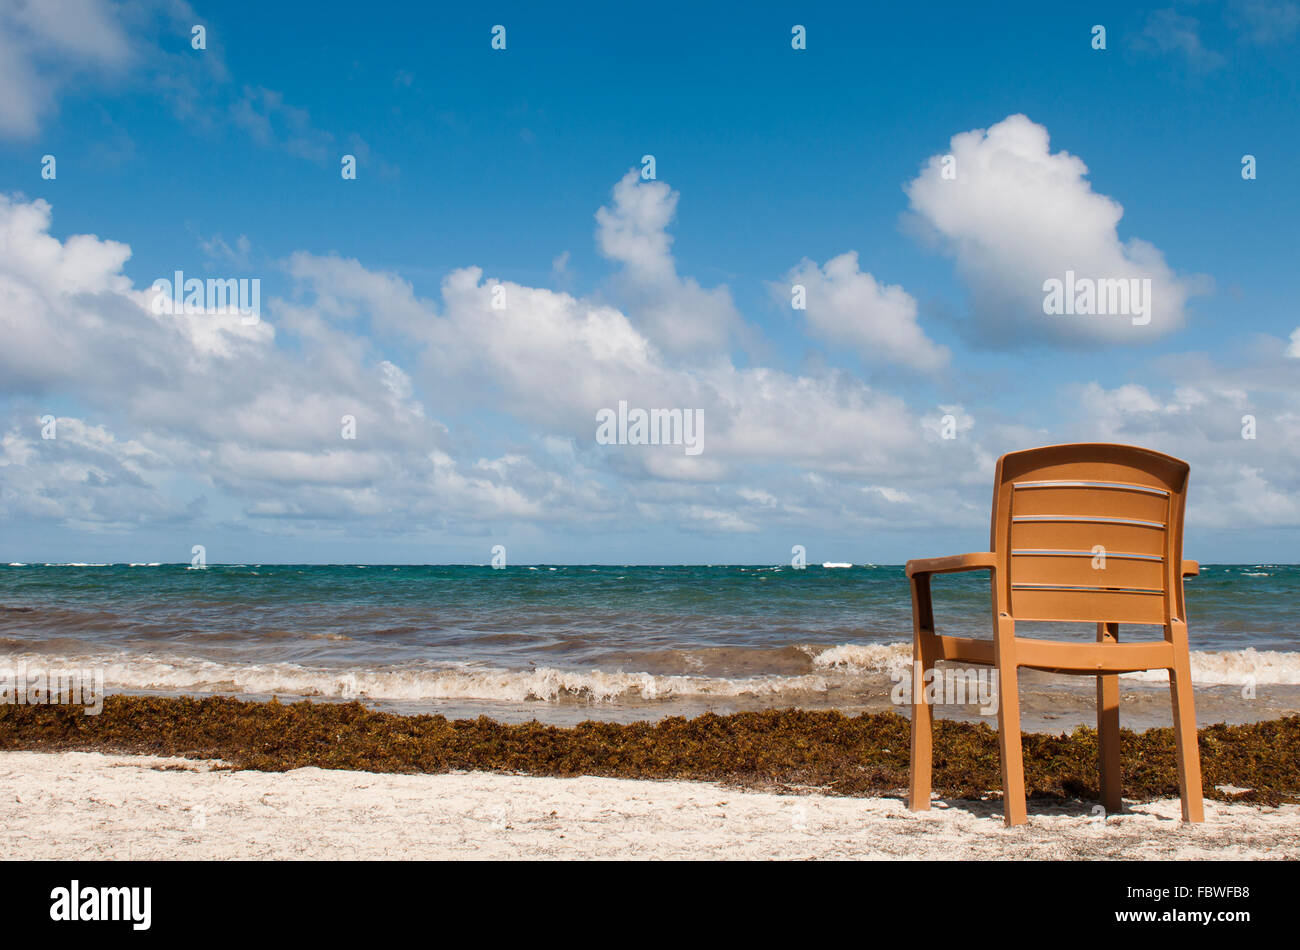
[1,696,1295,806]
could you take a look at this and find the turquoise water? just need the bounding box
[1,563,1296,723]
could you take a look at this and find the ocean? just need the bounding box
[2,563,1297,730]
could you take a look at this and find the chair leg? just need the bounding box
[908,654,934,810]
[994,617,1027,826]
[1168,623,1205,822]
[908,576,935,811]
[1096,622,1122,814]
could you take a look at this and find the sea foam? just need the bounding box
[3,643,1297,706]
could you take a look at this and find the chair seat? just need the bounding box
[930,634,1176,674]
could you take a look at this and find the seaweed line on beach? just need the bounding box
[1,696,1297,806]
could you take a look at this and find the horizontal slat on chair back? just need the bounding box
[992,447,1188,624]
[1010,586,1167,624]
[1010,516,1166,557]
[1011,482,1169,521]
[1010,551,1166,589]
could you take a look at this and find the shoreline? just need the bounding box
[1,750,1296,860]
[88,677,1300,732]
[4,642,1298,732]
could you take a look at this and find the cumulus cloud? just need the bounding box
[8,148,1294,554]
[1067,374,1300,529]
[284,251,434,339]
[0,181,997,544]
[595,170,745,356]
[779,252,947,372]
[0,192,612,534]
[905,114,1207,346]
[297,256,966,487]
[0,416,184,529]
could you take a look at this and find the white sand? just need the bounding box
[1,750,1296,860]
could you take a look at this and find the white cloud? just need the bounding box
[0,192,611,533]
[285,252,433,338]
[670,505,756,533]
[1068,377,1300,528]
[1233,1,1300,44]
[0,186,990,543]
[780,252,947,371]
[595,170,745,355]
[0,416,182,529]
[905,114,1206,345]
[0,0,133,138]
[200,233,252,268]
[1139,9,1226,69]
[379,361,414,402]
[230,86,335,163]
[864,485,912,504]
[395,261,965,486]
[27,156,1296,550]
[921,405,975,441]
[0,0,366,176]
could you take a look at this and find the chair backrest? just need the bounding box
[990,443,1190,625]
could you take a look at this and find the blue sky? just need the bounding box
[1,0,1298,564]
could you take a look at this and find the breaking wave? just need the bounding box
[3,642,1297,706]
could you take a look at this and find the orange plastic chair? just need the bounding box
[905,443,1204,826]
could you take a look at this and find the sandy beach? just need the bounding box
[2,750,1296,860]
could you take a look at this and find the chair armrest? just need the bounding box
[906,552,996,578]
[1182,559,1199,578]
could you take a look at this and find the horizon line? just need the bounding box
[3,562,1289,569]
